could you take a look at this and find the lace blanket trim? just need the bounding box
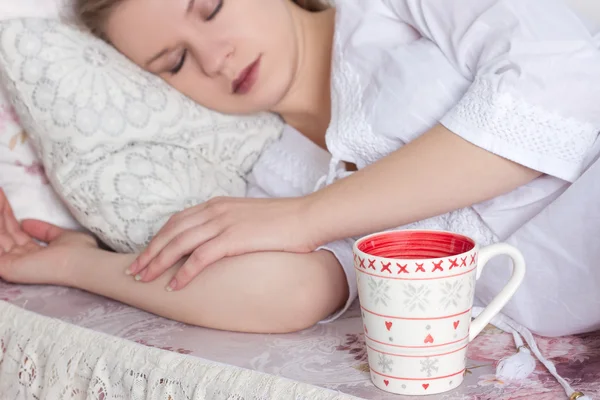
[0,301,357,400]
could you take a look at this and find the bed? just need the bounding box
[2,280,599,399]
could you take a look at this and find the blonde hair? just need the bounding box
[73,0,329,40]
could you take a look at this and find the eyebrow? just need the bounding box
[144,0,196,66]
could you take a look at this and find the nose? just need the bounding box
[193,40,234,78]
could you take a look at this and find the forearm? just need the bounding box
[64,247,346,333]
[308,124,542,244]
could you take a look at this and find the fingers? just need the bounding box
[0,231,14,252]
[166,238,228,291]
[129,200,223,276]
[21,219,66,243]
[136,222,221,283]
[0,190,19,251]
[0,211,14,252]
[2,197,31,247]
[127,197,238,289]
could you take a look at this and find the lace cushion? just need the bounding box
[0,18,283,252]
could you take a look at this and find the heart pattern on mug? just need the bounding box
[422,384,430,390]
[424,334,434,344]
[385,321,393,331]
[384,380,389,386]
[453,320,460,329]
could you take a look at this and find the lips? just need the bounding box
[232,56,261,95]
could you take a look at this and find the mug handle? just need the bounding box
[469,243,526,341]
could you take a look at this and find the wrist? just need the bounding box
[301,192,331,248]
[65,248,136,287]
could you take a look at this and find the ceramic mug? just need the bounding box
[353,230,526,396]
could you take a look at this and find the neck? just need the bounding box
[272,7,336,149]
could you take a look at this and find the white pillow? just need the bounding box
[0,18,283,252]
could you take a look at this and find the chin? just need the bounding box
[241,93,286,115]
[215,82,288,116]
[260,89,291,115]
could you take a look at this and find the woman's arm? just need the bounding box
[0,190,347,333]
[307,123,541,243]
[65,248,347,333]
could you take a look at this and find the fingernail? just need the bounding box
[127,260,138,275]
[166,279,176,292]
[133,268,147,281]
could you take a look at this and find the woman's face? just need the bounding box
[106,0,300,115]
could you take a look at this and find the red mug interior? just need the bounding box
[357,230,475,259]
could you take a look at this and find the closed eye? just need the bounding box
[170,50,187,75]
[205,0,223,21]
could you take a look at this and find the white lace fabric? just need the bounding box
[0,301,357,400]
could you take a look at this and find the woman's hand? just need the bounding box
[128,196,317,291]
[0,190,98,286]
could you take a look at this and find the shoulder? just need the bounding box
[333,0,418,45]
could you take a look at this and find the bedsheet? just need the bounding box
[1,280,599,400]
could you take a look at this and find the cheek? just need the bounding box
[236,0,295,51]
[165,74,221,107]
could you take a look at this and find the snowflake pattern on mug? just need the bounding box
[420,358,440,378]
[402,283,431,312]
[439,280,464,309]
[367,277,391,307]
[467,274,476,303]
[377,353,393,374]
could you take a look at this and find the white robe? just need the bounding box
[247,0,600,336]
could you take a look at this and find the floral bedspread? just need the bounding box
[1,280,599,400]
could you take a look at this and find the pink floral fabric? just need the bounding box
[0,102,19,132]
[0,90,48,185]
[1,280,598,400]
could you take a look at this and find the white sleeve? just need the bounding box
[245,124,331,198]
[381,0,600,181]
